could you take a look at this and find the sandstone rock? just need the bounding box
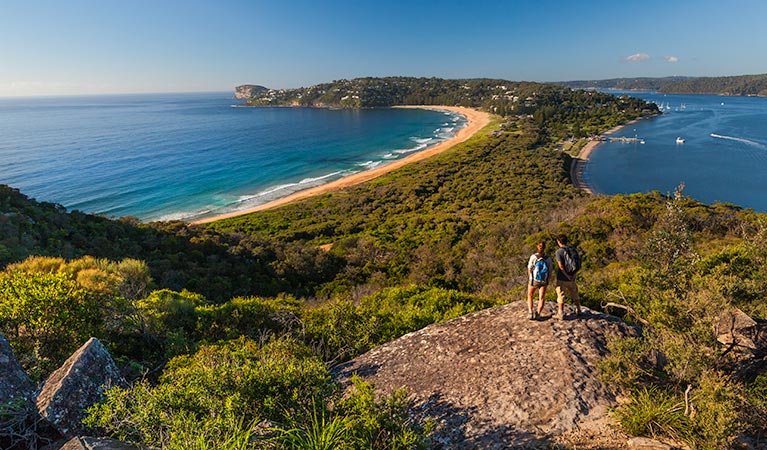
[56,436,142,449]
[37,338,126,437]
[627,436,672,450]
[334,301,640,448]
[716,307,767,353]
[0,332,34,405]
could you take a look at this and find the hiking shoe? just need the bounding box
[529,311,536,320]
[575,308,582,317]
[554,311,564,320]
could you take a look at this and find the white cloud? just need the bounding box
[664,56,680,63]
[623,53,651,63]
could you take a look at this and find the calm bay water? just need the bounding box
[585,92,767,211]
[0,93,465,221]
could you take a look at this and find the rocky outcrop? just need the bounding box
[334,301,640,448]
[627,436,673,450]
[716,307,767,354]
[36,338,126,438]
[53,436,142,450]
[0,332,34,405]
[234,84,269,100]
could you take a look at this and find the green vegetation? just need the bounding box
[558,76,690,92]
[559,73,767,96]
[242,76,657,137]
[658,73,767,96]
[0,81,764,447]
[86,339,430,450]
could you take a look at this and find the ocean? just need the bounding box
[0,93,466,221]
[585,92,767,211]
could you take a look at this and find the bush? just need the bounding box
[614,386,688,441]
[86,337,332,448]
[0,270,107,380]
[303,285,496,361]
[337,376,431,450]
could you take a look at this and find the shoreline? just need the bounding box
[192,106,492,224]
[571,117,645,195]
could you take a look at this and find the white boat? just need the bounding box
[676,137,686,144]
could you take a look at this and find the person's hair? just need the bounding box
[537,241,546,250]
[557,234,569,245]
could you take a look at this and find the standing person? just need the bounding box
[527,241,552,320]
[554,234,581,319]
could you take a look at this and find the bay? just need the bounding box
[585,91,767,211]
[0,93,465,221]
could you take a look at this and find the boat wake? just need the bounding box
[710,133,767,149]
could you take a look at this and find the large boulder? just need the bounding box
[0,332,34,406]
[334,301,640,448]
[716,307,767,354]
[36,338,126,437]
[54,436,143,450]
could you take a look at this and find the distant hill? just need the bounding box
[559,74,767,96]
[657,73,767,96]
[236,76,565,111]
[233,76,659,139]
[557,76,689,92]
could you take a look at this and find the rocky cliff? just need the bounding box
[233,84,269,100]
[334,301,641,449]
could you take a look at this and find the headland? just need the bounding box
[192,106,491,224]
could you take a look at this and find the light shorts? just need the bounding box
[555,278,579,304]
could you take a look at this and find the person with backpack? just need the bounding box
[527,240,553,320]
[554,234,581,319]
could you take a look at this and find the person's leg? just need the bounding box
[527,284,536,319]
[537,286,546,317]
[571,282,581,315]
[555,282,565,318]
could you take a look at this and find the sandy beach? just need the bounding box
[571,118,643,195]
[193,106,492,224]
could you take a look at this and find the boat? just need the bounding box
[676,137,686,144]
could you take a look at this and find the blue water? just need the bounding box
[0,93,465,221]
[585,92,767,211]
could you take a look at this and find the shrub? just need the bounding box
[0,270,106,380]
[303,285,496,361]
[337,376,431,450]
[86,337,332,448]
[614,386,688,441]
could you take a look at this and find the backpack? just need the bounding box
[532,257,549,286]
[562,245,581,275]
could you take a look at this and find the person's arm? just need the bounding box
[527,255,534,279]
[557,259,574,281]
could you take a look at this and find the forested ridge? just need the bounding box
[240,76,657,128]
[657,73,767,96]
[1,83,766,449]
[559,73,767,96]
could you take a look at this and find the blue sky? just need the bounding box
[2,0,766,96]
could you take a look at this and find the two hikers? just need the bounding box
[526,234,581,320]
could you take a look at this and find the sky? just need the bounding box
[2,0,767,96]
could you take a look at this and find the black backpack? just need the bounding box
[562,245,581,274]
